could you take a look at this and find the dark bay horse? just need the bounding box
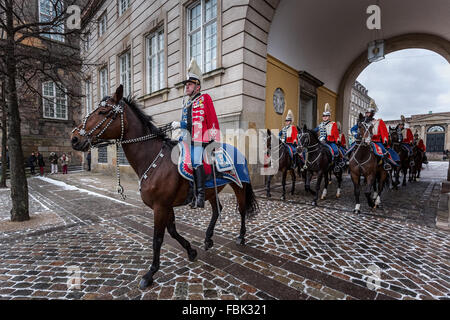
[349,114,388,214]
[297,125,342,206]
[265,129,304,200]
[389,127,411,187]
[410,145,424,182]
[71,85,258,290]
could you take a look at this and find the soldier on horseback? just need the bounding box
[349,105,399,170]
[313,103,345,172]
[279,110,299,168]
[172,59,220,209]
[413,132,428,164]
[397,116,414,158]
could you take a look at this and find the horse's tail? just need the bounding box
[244,182,259,219]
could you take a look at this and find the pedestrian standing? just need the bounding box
[59,153,70,174]
[28,152,37,175]
[86,150,91,171]
[37,151,45,176]
[49,152,58,174]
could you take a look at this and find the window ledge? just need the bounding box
[137,88,170,102]
[174,68,226,89]
[203,67,225,80]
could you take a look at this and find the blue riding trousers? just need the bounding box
[191,145,204,169]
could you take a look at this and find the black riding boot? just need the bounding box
[423,154,428,164]
[382,155,392,171]
[191,165,206,209]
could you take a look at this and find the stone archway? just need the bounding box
[337,33,450,134]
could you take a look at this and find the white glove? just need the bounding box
[171,121,181,130]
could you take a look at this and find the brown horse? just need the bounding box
[297,125,343,206]
[264,129,304,200]
[389,126,411,187]
[71,85,258,290]
[410,145,424,182]
[348,114,388,214]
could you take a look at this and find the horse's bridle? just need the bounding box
[72,99,125,147]
[72,98,168,199]
[350,121,375,168]
[298,131,321,168]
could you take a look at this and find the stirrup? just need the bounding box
[383,163,392,171]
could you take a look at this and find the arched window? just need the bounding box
[427,126,444,133]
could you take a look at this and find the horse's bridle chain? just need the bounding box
[72,99,167,199]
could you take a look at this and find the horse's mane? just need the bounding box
[302,127,319,141]
[102,96,170,141]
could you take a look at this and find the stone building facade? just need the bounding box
[385,112,450,160]
[79,0,450,184]
[348,81,376,136]
[81,0,341,184]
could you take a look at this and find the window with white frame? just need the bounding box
[99,67,108,99]
[146,28,165,94]
[42,81,67,120]
[39,0,65,42]
[119,51,131,97]
[83,30,91,52]
[187,0,217,73]
[119,0,130,16]
[98,146,108,164]
[98,11,107,37]
[85,80,92,115]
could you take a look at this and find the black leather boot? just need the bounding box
[191,165,205,209]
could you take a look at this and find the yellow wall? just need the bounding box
[265,55,299,130]
[265,55,339,129]
[317,86,338,123]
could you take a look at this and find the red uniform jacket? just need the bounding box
[338,133,347,148]
[327,122,340,143]
[285,125,298,144]
[402,128,414,144]
[372,119,389,144]
[417,139,426,152]
[190,94,220,143]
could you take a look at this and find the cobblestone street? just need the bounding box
[0,162,449,300]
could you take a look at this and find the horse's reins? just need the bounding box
[349,121,376,176]
[72,99,168,199]
[298,131,321,169]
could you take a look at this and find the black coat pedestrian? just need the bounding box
[28,155,37,167]
[37,154,45,167]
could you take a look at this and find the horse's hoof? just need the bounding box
[281,196,286,201]
[266,193,271,198]
[188,249,198,262]
[236,237,245,246]
[353,209,361,215]
[204,239,214,251]
[312,201,317,206]
[336,194,341,199]
[139,277,153,290]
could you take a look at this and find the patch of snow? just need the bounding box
[37,176,138,208]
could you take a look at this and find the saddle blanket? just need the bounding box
[401,143,413,156]
[285,144,297,161]
[177,142,250,189]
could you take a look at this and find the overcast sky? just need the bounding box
[357,49,450,121]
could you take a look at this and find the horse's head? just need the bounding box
[298,124,318,150]
[71,86,126,152]
[357,113,373,145]
[389,126,399,143]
